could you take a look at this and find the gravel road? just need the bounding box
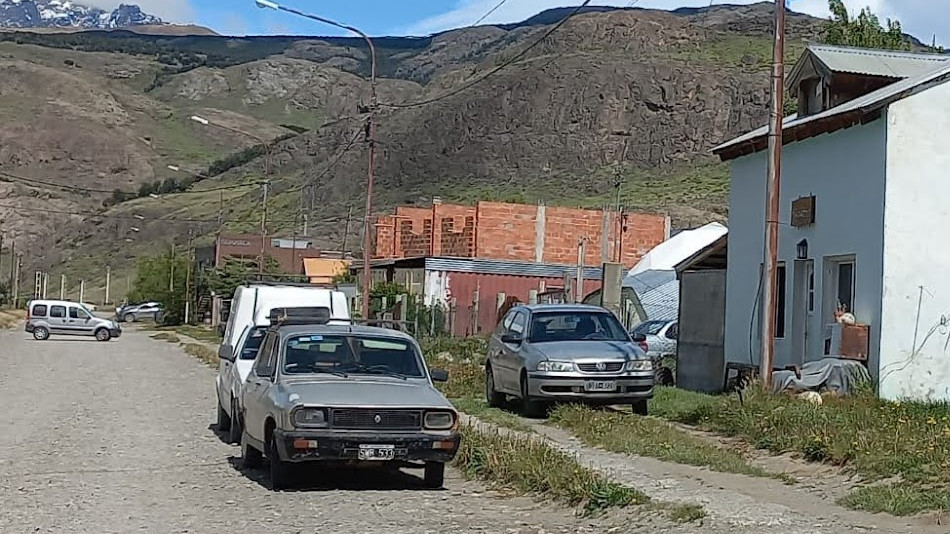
[0,329,634,534]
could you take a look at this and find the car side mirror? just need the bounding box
[632,333,647,342]
[430,369,449,383]
[501,333,523,345]
[218,345,235,362]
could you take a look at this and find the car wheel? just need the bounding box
[33,327,50,341]
[227,398,242,445]
[216,399,232,432]
[520,374,547,419]
[269,432,291,491]
[241,433,263,469]
[485,365,505,408]
[423,462,445,489]
[94,328,111,342]
[124,313,136,323]
[655,367,675,387]
[632,400,648,416]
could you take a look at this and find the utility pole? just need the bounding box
[760,0,787,389]
[217,190,224,234]
[42,272,48,299]
[169,243,176,292]
[104,266,111,306]
[11,254,20,306]
[8,240,15,293]
[184,230,193,324]
[60,274,65,300]
[259,180,269,276]
[341,205,353,258]
[79,278,85,305]
[576,238,587,303]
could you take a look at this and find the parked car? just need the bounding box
[215,283,351,445]
[485,304,654,417]
[235,307,458,490]
[631,319,678,386]
[26,299,121,341]
[116,301,163,323]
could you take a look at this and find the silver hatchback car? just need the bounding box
[26,299,122,341]
[485,304,654,417]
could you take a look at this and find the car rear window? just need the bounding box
[31,304,48,317]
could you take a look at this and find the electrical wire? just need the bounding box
[384,0,593,109]
[0,170,117,194]
[472,0,512,27]
[284,125,366,195]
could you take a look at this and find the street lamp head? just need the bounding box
[167,165,181,172]
[190,115,210,126]
[148,193,161,199]
[255,0,279,9]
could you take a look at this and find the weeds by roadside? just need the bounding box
[455,424,648,515]
[173,325,222,344]
[182,343,218,368]
[149,332,180,343]
[0,308,22,329]
[665,503,707,523]
[549,404,775,479]
[452,397,533,432]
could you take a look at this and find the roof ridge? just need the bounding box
[807,42,950,62]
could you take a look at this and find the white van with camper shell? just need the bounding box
[214,283,350,444]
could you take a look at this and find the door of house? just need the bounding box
[791,260,815,365]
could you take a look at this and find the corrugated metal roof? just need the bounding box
[424,256,604,280]
[623,269,679,322]
[806,43,949,79]
[713,60,950,157]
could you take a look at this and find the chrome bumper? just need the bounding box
[526,371,654,401]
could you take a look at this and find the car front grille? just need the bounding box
[330,409,422,430]
[577,362,625,373]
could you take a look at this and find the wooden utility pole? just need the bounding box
[341,205,353,258]
[760,0,787,388]
[184,232,193,324]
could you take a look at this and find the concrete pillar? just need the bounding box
[495,292,506,313]
[600,208,610,264]
[528,290,539,305]
[601,262,624,319]
[535,202,546,263]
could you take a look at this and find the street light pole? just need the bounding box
[254,0,378,318]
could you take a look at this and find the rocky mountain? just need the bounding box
[0,2,851,295]
[0,0,160,29]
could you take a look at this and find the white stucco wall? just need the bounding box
[725,119,887,372]
[880,81,950,402]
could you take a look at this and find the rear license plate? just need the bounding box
[584,380,617,392]
[358,444,396,461]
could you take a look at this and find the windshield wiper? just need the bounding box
[341,364,409,380]
[284,364,348,378]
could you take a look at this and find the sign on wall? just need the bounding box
[791,196,816,227]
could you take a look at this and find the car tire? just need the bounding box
[241,434,263,469]
[227,398,242,445]
[216,399,232,432]
[655,367,675,387]
[33,327,50,341]
[94,328,111,342]
[520,374,547,419]
[485,365,505,408]
[269,432,291,491]
[632,400,648,416]
[423,462,445,489]
[124,313,136,323]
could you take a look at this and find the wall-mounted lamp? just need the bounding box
[796,239,809,260]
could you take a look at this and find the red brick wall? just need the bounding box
[373,201,668,267]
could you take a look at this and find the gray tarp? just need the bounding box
[771,358,872,396]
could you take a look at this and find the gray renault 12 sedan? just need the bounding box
[237,307,459,491]
[485,304,654,417]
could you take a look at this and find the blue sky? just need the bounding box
[100,1,948,44]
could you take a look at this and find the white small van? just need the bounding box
[214,283,350,443]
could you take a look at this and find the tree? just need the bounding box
[199,256,284,299]
[822,0,910,51]
[128,249,190,325]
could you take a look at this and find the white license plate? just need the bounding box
[584,380,617,392]
[358,444,396,461]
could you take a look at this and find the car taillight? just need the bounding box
[638,340,649,352]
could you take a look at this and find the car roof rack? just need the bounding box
[351,318,414,333]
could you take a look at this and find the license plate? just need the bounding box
[584,380,617,392]
[358,444,395,461]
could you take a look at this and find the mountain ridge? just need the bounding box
[0,0,160,29]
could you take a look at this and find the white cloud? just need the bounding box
[84,1,196,23]
[403,0,950,45]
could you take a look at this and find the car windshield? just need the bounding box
[240,327,266,360]
[528,311,631,343]
[282,334,425,378]
[632,320,667,336]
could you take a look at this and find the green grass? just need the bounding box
[838,483,950,516]
[549,404,775,479]
[172,324,222,344]
[182,342,219,368]
[455,424,648,515]
[149,332,180,343]
[666,503,707,523]
[452,397,533,433]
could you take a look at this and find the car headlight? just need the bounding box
[536,360,574,372]
[292,407,328,428]
[626,359,653,372]
[424,410,456,430]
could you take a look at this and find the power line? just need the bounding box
[285,125,366,195]
[472,0,513,27]
[385,0,593,109]
[0,170,117,194]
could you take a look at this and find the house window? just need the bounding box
[837,261,855,314]
[776,264,787,339]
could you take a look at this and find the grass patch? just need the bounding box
[666,503,707,523]
[182,342,218,368]
[0,309,23,329]
[173,324,222,344]
[455,424,648,515]
[549,404,774,479]
[149,332,180,343]
[838,483,950,516]
[452,397,533,433]
[421,337,487,399]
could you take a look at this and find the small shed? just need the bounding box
[674,233,728,393]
